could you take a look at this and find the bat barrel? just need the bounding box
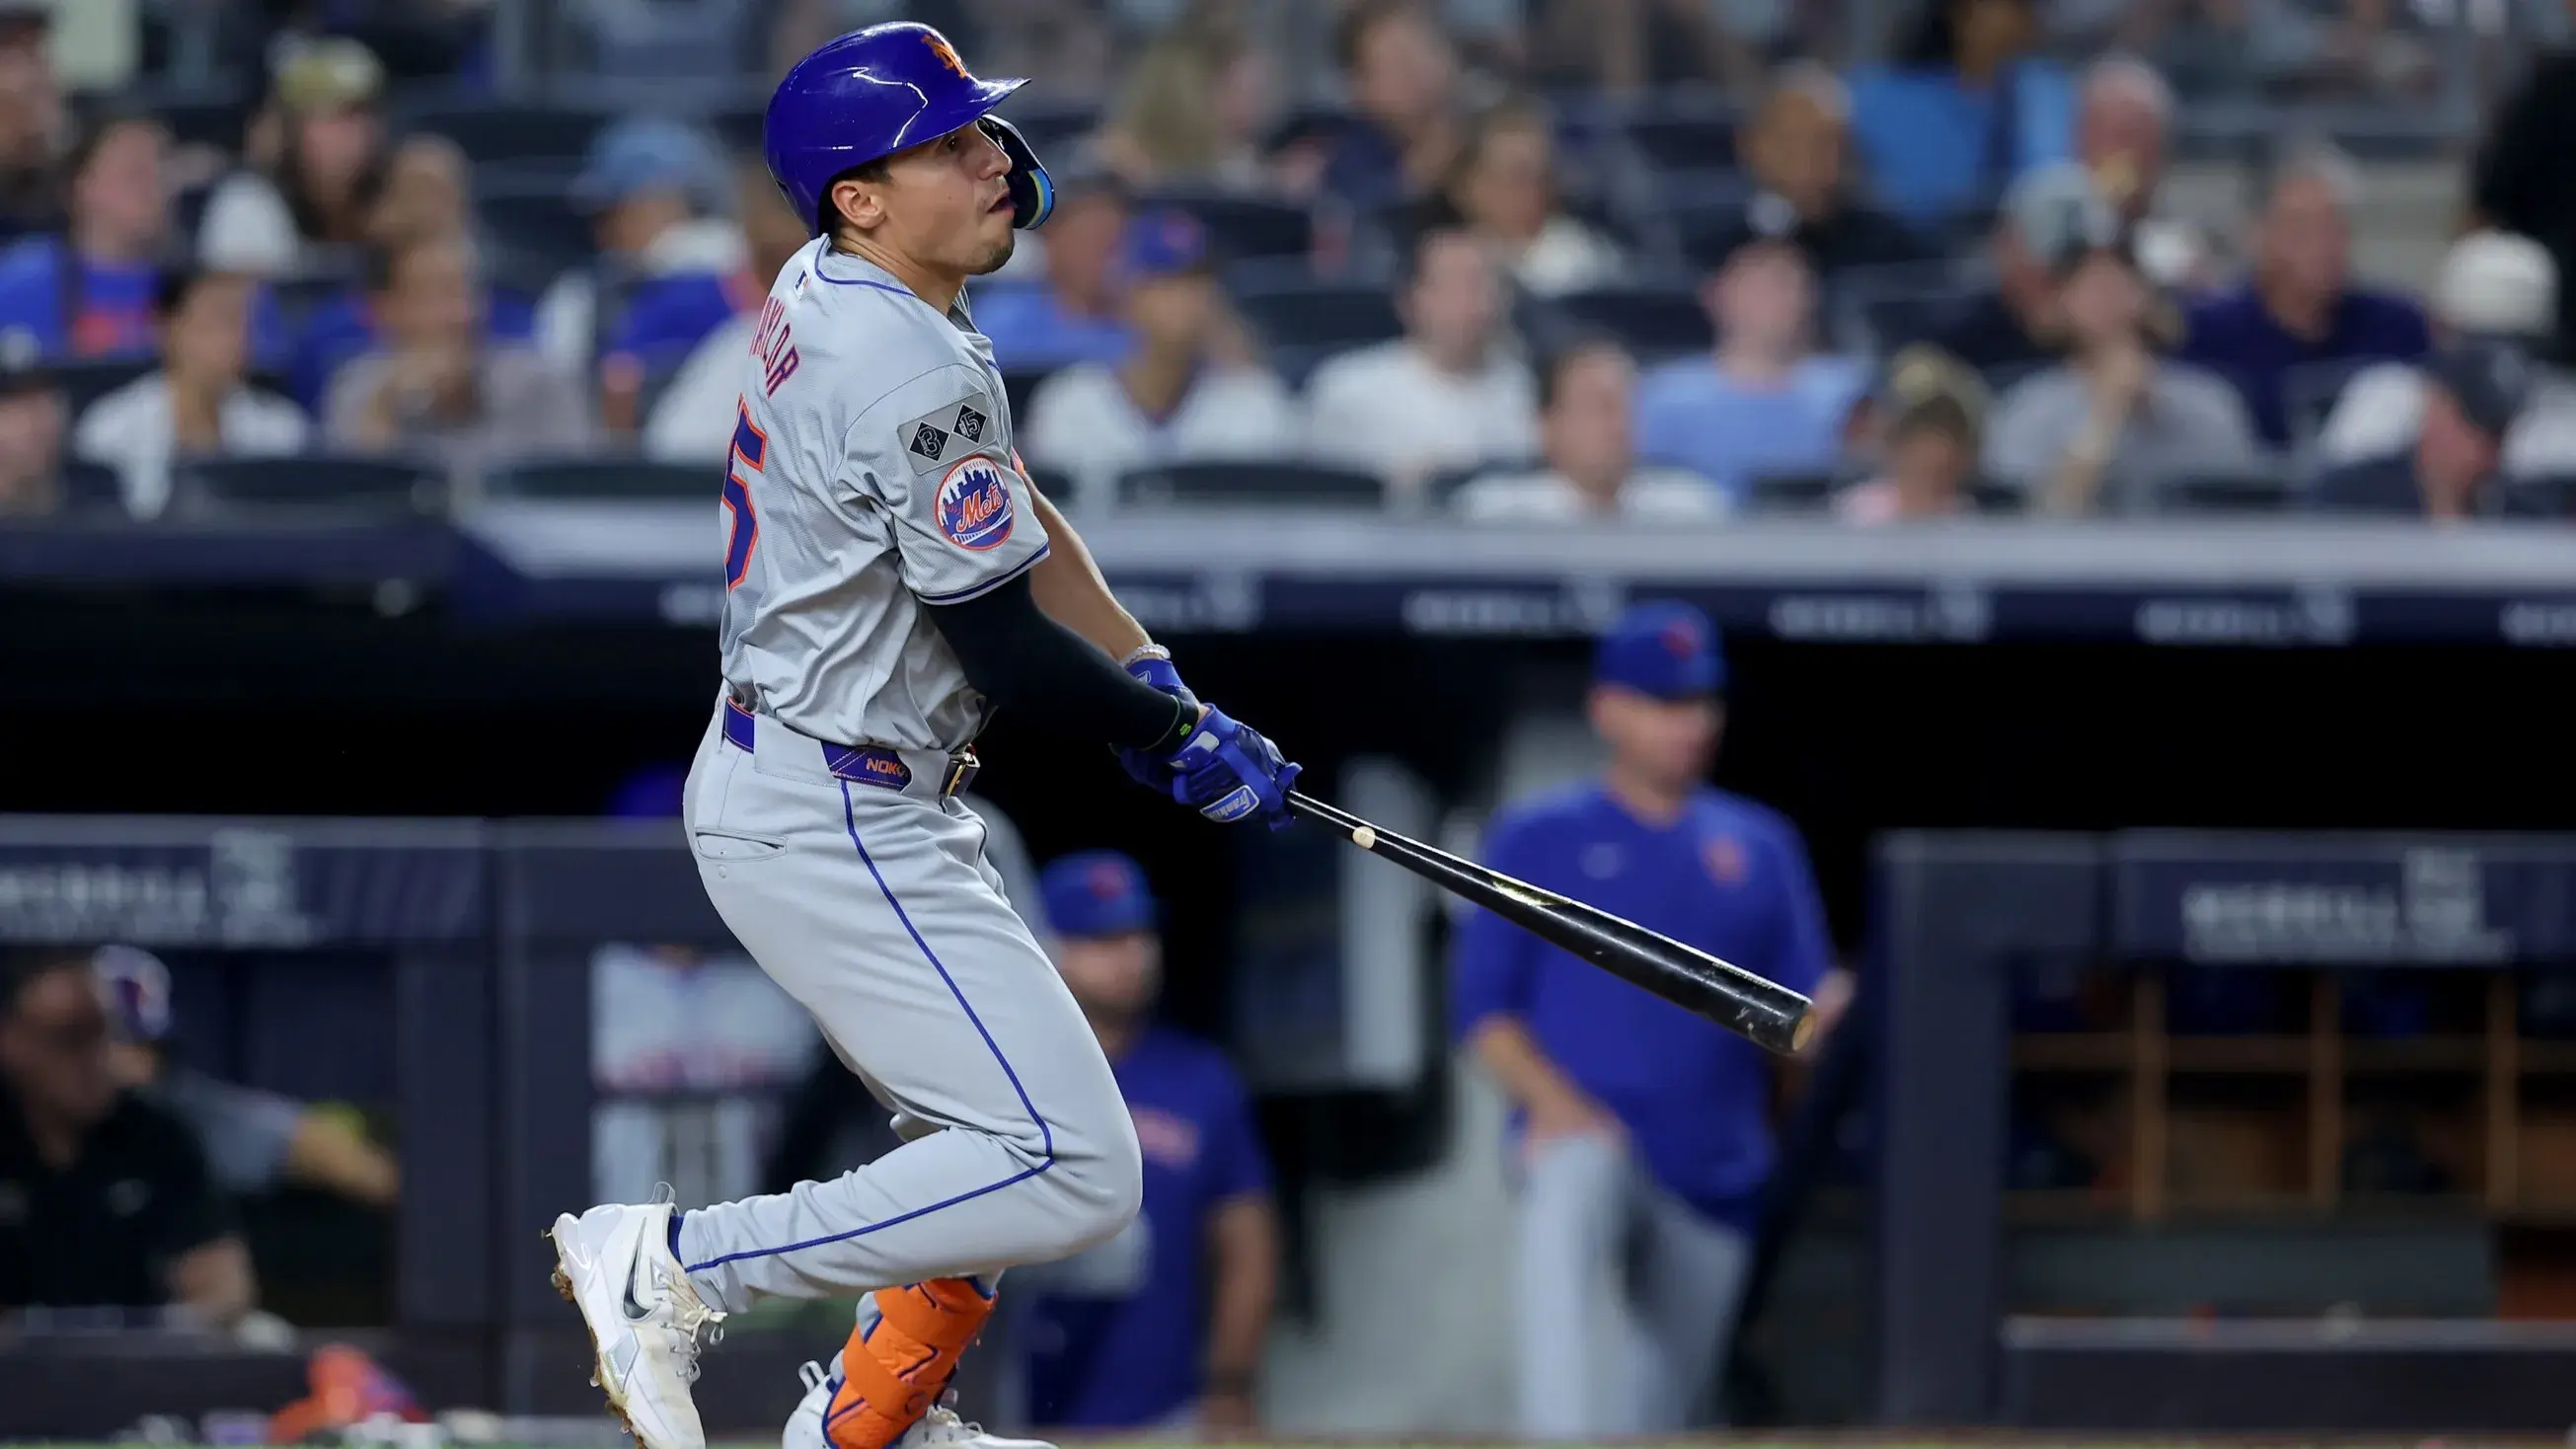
[1285,793,1814,1055]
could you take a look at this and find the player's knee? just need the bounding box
[1050,1104,1144,1255]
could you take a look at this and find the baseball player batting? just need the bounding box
[545,25,1302,1449]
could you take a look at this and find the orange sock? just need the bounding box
[824,1278,996,1449]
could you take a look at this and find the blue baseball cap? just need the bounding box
[573,116,724,213]
[1121,208,1212,280]
[1593,600,1725,699]
[1039,850,1159,940]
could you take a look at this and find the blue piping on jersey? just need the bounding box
[680,781,1056,1274]
[811,248,917,298]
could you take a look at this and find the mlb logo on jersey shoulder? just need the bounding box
[937,456,1015,551]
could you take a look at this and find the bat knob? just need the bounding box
[1351,826,1377,850]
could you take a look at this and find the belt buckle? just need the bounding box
[941,748,980,798]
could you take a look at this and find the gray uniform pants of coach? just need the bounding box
[1516,1131,1752,1439]
[670,705,1144,1313]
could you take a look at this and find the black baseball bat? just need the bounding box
[1284,791,1815,1055]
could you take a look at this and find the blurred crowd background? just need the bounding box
[3,0,2574,525]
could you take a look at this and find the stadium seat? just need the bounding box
[1621,107,1739,174]
[477,187,598,288]
[2507,475,2576,517]
[1970,479,2025,514]
[1747,471,1838,513]
[51,359,154,419]
[1230,281,1402,352]
[1117,460,1386,509]
[483,458,712,500]
[401,101,615,163]
[1529,285,1712,361]
[2156,469,2296,514]
[127,87,252,150]
[1137,191,1314,263]
[58,460,125,517]
[169,455,448,518]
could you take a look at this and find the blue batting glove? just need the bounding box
[1164,706,1301,828]
[1116,653,1200,794]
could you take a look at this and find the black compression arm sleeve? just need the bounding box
[927,575,1195,752]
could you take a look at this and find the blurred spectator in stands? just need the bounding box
[72,268,307,520]
[976,165,1133,372]
[0,2,65,239]
[2074,56,2209,291]
[1635,233,1867,506]
[1014,852,1277,1432]
[1096,18,1279,194]
[198,38,387,278]
[282,134,527,415]
[325,235,593,478]
[1838,345,1988,522]
[1919,164,2094,375]
[1421,99,1624,298]
[1299,0,1464,209]
[537,116,743,436]
[2309,343,2539,519]
[1023,208,1295,508]
[1846,0,2074,228]
[0,951,256,1332]
[2180,141,2428,449]
[0,111,169,361]
[1986,204,2257,514]
[1455,601,1846,1440]
[2471,14,2576,359]
[1706,64,1926,283]
[1454,339,1724,522]
[92,947,399,1210]
[1306,225,1536,497]
[644,159,816,465]
[0,330,59,515]
[2318,231,2576,475]
[366,134,472,256]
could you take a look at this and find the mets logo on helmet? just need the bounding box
[936,456,1015,551]
[925,32,970,78]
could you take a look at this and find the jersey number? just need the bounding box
[722,400,767,590]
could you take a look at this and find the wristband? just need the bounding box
[1120,643,1172,668]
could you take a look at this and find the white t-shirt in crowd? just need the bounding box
[195,173,306,277]
[1494,216,1627,298]
[643,310,755,466]
[1021,360,1300,509]
[2316,360,2576,478]
[1451,465,1727,522]
[73,373,311,517]
[1303,341,1539,496]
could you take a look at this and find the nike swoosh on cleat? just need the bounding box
[624,1266,655,1323]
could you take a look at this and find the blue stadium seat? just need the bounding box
[1137,191,1313,263]
[170,455,448,517]
[1118,460,1386,509]
[402,101,616,163]
[484,458,711,500]
[1529,285,1712,362]
[1230,281,1402,352]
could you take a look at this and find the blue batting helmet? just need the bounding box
[764,23,1056,236]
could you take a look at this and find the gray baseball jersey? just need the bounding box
[720,238,1051,752]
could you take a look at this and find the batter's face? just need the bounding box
[836,121,1018,278]
[1056,931,1162,1023]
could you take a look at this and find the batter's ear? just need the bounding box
[828,175,887,236]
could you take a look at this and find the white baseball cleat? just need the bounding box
[783,1360,1058,1449]
[548,1199,725,1449]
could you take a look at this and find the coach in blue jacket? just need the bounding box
[1454,600,1851,1439]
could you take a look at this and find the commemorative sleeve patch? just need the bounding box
[898,392,999,474]
[934,455,1016,551]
